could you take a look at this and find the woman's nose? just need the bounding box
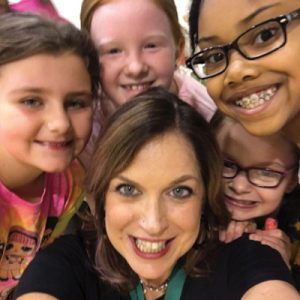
[139,197,168,235]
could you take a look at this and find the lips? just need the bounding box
[121,82,153,92]
[227,85,278,110]
[131,236,173,258]
[225,195,258,209]
[35,140,72,150]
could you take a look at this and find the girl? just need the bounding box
[79,0,217,165]
[0,12,99,298]
[187,0,300,149]
[211,112,300,285]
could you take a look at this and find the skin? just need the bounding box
[105,131,203,289]
[217,120,297,221]
[15,132,300,300]
[0,53,92,201]
[198,0,300,147]
[217,119,297,266]
[90,0,178,108]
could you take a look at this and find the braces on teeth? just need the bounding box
[235,87,276,109]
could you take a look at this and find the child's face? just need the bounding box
[90,0,178,106]
[198,0,300,140]
[0,53,93,176]
[217,121,297,221]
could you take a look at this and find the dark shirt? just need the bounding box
[14,234,295,300]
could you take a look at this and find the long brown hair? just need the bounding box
[85,87,229,292]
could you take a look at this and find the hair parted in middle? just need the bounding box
[85,87,229,292]
[80,0,185,59]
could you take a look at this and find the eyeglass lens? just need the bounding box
[191,19,285,79]
[223,161,283,187]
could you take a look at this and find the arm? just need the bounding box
[225,235,297,299]
[242,280,300,300]
[17,293,58,300]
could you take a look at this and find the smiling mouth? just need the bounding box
[122,83,153,92]
[235,86,277,109]
[36,141,72,149]
[226,196,258,208]
[135,238,170,253]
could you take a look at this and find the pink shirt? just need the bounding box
[0,160,85,298]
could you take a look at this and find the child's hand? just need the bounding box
[219,220,257,243]
[249,218,291,269]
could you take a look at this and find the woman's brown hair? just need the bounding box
[85,87,229,292]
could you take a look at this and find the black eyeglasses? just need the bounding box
[223,159,295,188]
[186,8,300,80]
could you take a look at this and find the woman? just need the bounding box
[14,88,298,300]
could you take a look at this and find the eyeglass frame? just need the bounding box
[222,159,295,188]
[186,7,300,80]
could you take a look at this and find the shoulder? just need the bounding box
[182,234,295,300]
[174,67,216,121]
[14,235,97,300]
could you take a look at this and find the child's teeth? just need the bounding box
[235,87,277,109]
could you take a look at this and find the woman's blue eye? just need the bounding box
[170,186,193,199]
[116,184,139,196]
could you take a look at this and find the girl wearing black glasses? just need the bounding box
[211,111,300,288]
[187,0,300,150]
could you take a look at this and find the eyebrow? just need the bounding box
[10,88,92,97]
[238,3,280,25]
[115,174,201,186]
[198,3,280,45]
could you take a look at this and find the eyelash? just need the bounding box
[115,184,140,197]
[169,186,194,199]
[115,183,194,200]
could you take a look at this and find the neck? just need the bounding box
[0,157,45,202]
[141,279,168,300]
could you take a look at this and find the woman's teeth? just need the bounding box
[135,239,166,253]
[235,86,277,109]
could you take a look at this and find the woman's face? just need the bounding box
[90,0,178,107]
[197,0,300,144]
[217,121,297,221]
[105,131,203,286]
